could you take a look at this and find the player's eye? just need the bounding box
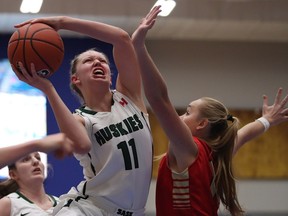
[83,58,92,63]
[99,58,107,63]
[21,156,31,162]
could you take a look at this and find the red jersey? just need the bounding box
[156,137,219,216]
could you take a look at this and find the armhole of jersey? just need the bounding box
[75,113,92,133]
[113,90,146,114]
[73,114,92,158]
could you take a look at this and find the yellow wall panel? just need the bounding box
[149,109,288,179]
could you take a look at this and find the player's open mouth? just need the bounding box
[93,69,104,75]
[33,168,41,173]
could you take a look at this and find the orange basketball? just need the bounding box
[7,23,64,77]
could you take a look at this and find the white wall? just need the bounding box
[146,40,288,109]
[144,39,288,215]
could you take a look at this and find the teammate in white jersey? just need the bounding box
[5,192,58,216]
[13,14,153,215]
[0,152,59,216]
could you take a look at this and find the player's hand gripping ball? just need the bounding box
[7,23,64,77]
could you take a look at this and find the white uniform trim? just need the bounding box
[7,191,58,216]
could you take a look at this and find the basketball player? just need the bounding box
[0,152,59,215]
[0,133,73,169]
[132,6,288,215]
[13,15,153,215]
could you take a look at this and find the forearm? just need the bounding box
[0,141,38,169]
[44,86,91,154]
[234,118,267,155]
[59,16,128,46]
[135,45,170,104]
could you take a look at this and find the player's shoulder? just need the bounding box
[6,191,19,198]
[0,196,11,215]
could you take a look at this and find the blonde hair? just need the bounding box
[199,97,244,216]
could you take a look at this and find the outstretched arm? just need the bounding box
[234,87,288,155]
[132,6,198,170]
[132,6,167,104]
[0,133,73,169]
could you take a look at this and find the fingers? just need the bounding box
[14,21,30,28]
[147,5,160,19]
[262,94,268,108]
[273,87,288,109]
[273,87,283,105]
[263,87,287,109]
[54,139,74,159]
[15,18,46,28]
[11,62,33,83]
[53,149,64,159]
[144,6,161,30]
[280,93,288,108]
[146,8,155,19]
[149,6,161,21]
[282,107,288,115]
[152,5,162,13]
[14,19,36,28]
[11,64,23,78]
[153,5,162,16]
[18,62,33,80]
[30,63,39,77]
[17,62,39,78]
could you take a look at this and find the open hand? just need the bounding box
[262,87,288,126]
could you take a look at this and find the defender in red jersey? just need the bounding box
[132,5,288,216]
[156,138,219,216]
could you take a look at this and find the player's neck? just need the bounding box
[85,91,113,112]
[19,188,52,209]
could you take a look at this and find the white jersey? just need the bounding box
[7,191,58,216]
[57,90,153,215]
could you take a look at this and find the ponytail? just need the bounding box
[211,118,244,216]
[199,97,244,216]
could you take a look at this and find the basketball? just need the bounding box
[7,23,64,77]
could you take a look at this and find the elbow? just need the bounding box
[74,140,92,154]
[114,29,132,46]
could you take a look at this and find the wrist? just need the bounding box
[256,117,270,132]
